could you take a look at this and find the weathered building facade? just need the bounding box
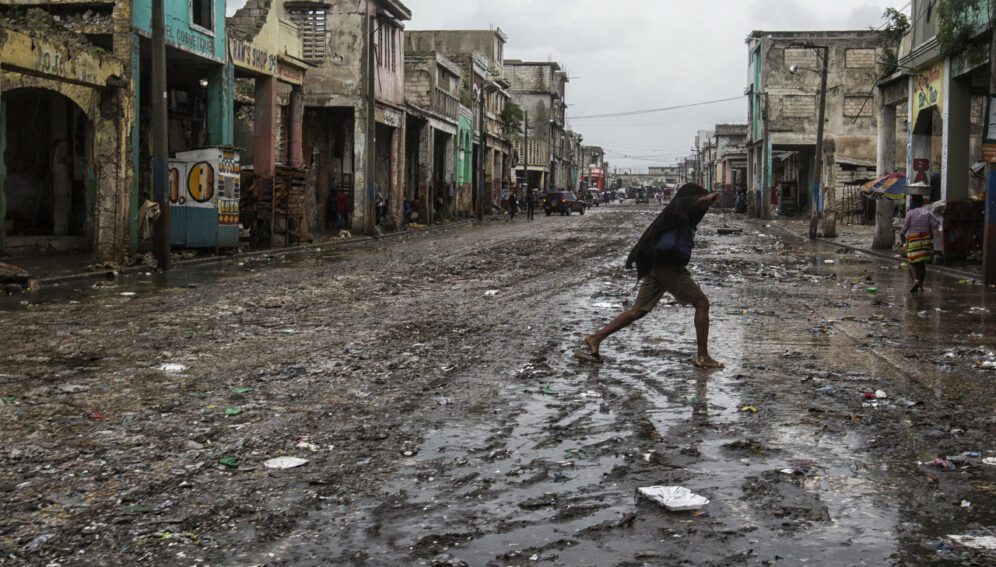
[294,0,411,234]
[713,124,748,191]
[406,29,511,215]
[0,12,131,262]
[506,60,568,193]
[746,30,880,218]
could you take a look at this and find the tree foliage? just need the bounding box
[877,7,910,75]
[501,100,524,137]
[937,0,989,62]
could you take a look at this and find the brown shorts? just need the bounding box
[633,265,707,313]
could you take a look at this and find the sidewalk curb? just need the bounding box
[34,220,476,289]
[755,220,982,282]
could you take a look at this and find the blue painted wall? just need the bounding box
[132,0,226,62]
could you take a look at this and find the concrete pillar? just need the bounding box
[253,76,278,178]
[206,63,234,146]
[353,105,370,233]
[874,103,898,249]
[942,61,971,201]
[0,87,6,253]
[288,86,304,168]
[51,95,71,236]
[388,120,404,230]
[417,123,432,222]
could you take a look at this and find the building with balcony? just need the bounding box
[403,49,462,221]
[406,29,512,214]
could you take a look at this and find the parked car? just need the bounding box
[635,188,649,204]
[543,191,585,216]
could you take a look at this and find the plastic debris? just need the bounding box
[823,259,835,264]
[637,486,709,511]
[875,390,887,399]
[739,405,759,413]
[23,533,55,551]
[866,286,878,294]
[158,363,187,373]
[982,457,996,466]
[264,456,308,469]
[218,456,239,468]
[120,291,136,297]
[923,458,956,471]
[960,500,971,508]
[232,387,253,394]
[947,534,996,551]
[484,290,499,297]
[223,407,242,416]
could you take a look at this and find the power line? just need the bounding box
[567,95,745,120]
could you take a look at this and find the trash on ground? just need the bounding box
[866,287,878,294]
[484,290,499,296]
[982,457,996,466]
[23,533,55,551]
[947,534,996,551]
[875,390,887,399]
[158,363,187,373]
[739,405,759,413]
[961,500,972,508]
[637,486,709,511]
[223,407,242,416]
[922,458,956,471]
[264,456,309,469]
[217,456,239,468]
[518,493,557,509]
[232,387,253,394]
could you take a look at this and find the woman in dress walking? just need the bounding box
[900,195,939,293]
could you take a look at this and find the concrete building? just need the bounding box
[403,48,461,222]
[713,124,748,191]
[695,129,715,189]
[0,10,131,262]
[505,60,569,193]
[581,145,607,190]
[647,166,682,186]
[873,1,989,262]
[294,0,411,234]
[746,30,880,218]
[406,29,512,214]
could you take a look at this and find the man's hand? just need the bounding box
[625,260,634,270]
[696,192,720,206]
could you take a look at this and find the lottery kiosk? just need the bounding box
[168,147,241,248]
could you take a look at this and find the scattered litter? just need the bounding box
[223,407,242,416]
[541,386,557,396]
[823,259,835,264]
[217,456,239,468]
[158,363,187,373]
[232,387,253,394]
[119,291,136,297]
[739,405,759,413]
[89,410,106,421]
[866,287,878,294]
[922,458,956,471]
[637,486,709,511]
[579,390,600,399]
[961,500,972,508]
[875,390,888,399]
[435,396,451,406]
[484,290,499,297]
[947,534,996,551]
[518,493,557,509]
[23,533,55,551]
[264,456,308,469]
[296,440,321,452]
[983,457,996,466]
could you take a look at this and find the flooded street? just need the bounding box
[1,204,994,565]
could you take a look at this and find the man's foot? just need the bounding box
[693,356,724,369]
[575,335,603,364]
[910,280,922,294]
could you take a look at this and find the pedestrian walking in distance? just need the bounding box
[526,190,536,220]
[508,192,518,221]
[576,183,724,369]
[901,194,939,293]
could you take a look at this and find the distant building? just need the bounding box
[505,60,570,192]
[713,124,748,191]
[746,30,880,218]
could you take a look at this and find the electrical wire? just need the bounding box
[567,95,745,120]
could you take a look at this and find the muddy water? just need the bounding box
[1,206,993,565]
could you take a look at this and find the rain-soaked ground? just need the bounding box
[0,204,994,566]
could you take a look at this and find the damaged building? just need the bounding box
[505,60,569,193]
[745,30,881,218]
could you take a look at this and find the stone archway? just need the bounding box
[2,87,93,250]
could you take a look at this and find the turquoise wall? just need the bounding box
[456,114,473,184]
[132,0,226,61]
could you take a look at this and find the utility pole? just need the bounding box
[809,45,829,239]
[151,0,170,270]
[522,109,528,198]
[477,84,486,221]
[985,4,996,284]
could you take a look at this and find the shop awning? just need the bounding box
[862,173,906,200]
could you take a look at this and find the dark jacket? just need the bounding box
[625,184,711,279]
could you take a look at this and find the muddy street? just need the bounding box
[1,205,995,565]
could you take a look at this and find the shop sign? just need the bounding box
[376,106,403,128]
[229,38,276,75]
[277,61,304,85]
[912,62,944,122]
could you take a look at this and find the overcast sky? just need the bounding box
[228,0,909,172]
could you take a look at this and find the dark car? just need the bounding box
[543,191,585,216]
[635,188,649,204]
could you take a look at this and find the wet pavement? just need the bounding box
[0,204,994,565]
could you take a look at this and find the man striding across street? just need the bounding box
[576,183,724,369]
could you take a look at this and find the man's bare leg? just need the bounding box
[692,297,723,368]
[585,308,645,355]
